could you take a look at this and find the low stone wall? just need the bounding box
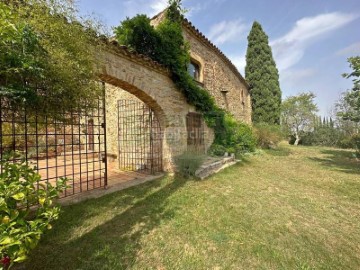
[195,156,237,179]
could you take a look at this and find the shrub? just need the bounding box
[350,134,360,158]
[337,136,355,149]
[175,151,205,178]
[213,115,256,155]
[254,123,283,149]
[208,144,227,156]
[0,153,67,269]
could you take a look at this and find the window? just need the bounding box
[221,90,229,110]
[241,90,245,110]
[188,61,200,81]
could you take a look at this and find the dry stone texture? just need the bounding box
[99,48,214,171]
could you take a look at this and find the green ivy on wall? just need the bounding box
[114,0,256,154]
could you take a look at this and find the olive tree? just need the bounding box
[282,92,318,145]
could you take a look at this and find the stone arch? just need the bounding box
[97,47,214,172]
[99,74,167,130]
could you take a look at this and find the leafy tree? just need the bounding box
[245,21,282,124]
[338,56,360,122]
[282,92,318,145]
[335,92,360,136]
[0,1,102,117]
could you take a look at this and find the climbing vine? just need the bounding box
[114,0,256,154]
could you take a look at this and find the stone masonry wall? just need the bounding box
[99,47,214,172]
[183,27,252,124]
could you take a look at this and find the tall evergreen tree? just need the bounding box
[245,21,282,124]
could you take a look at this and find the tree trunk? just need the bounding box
[294,133,300,146]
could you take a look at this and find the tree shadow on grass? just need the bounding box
[21,175,191,270]
[308,149,360,175]
[264,146,292,157]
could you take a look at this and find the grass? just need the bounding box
[22,143,360,270]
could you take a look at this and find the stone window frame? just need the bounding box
[188,53,204,83]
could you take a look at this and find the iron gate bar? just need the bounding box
[117,99,162,174]
[0,93,107,198]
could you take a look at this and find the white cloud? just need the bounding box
[271,12,358,71]
[229,55,246,75]
[336,42,360,56]
[208,19,247,45]
[149,0,168,15]
[183,0,227,17]
[282,68,317,83]
[123,0,167,18]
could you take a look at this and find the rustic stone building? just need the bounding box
[151,11,252,123]
[98,11,251,173]
[0,9,251,199]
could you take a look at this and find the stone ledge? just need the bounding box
[59,173,165,206]
[195,156,238,180]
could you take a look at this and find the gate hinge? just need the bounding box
[101,123,106,129]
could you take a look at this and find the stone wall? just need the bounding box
[150,12,252,124]
[99,46,214,172]
[182,27,252,124]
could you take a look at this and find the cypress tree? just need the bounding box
[245,21,282,124]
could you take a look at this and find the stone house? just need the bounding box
[0,9,251,198]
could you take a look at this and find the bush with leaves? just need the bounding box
[254,123,283,149]
[350,133,360,158]
[208,144,227,157]
[0,154,67,269]
[175,151,205,178]
[214,115,257,154]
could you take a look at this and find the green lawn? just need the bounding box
[23,144,360,270]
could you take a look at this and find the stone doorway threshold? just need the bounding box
[60,170,164,206]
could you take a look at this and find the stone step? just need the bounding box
[195,156,238,179]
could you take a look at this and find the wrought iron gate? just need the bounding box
[0,96,107,198]
[117,100,162,174]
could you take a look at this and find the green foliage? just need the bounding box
[0,153,67,269]
[254,123,283,149]
[213,115,257,155]
[208,144,227,156]
[282,92,318,145]
[0,1,102,117]
[245,21,282,124]
[338,56,360,122]
[174,151,205,178]
[114,1,255,154]
[350,134,360,158]
[299,117,341,147]
[114,15,161,59]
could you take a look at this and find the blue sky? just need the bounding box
[77,0,360,116]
